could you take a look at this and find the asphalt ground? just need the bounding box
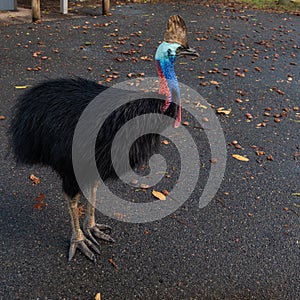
[0,2,300,299]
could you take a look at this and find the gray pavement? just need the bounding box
[1,2,300,299]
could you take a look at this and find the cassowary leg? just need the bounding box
[83,182,115,245]
[64,192,100,262]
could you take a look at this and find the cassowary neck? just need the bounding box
[155,56,181,127]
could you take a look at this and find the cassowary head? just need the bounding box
[155,15,199,128]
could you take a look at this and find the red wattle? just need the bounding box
[156,60,171,111]
[156,60,181,127]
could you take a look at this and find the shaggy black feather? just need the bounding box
[10,77,177,198]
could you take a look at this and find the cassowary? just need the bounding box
[10,15,198,262]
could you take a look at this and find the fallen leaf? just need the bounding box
[256,122,267,128]
[30,174,40,185]
[292,193,300,197]
[140,183,150,189]
[293,152,300,160]
[217,107,231,115]
[113,212,128,220]
[35,193,44,202]
[95,293,101,300]
[255,150,265,156]
[34,193,47,210]
[131,179,138,185]
[210,80,220,85]
[290,119,300,123]
[15,85,31,89]
[245,113,253,120]
[200,82,209,86]
[162,189,169,196]
[108,258,118,269]
[235,72,245,78]
[0,115,6,120]
[34,202,46,210]
[274,118,281,123]
[194,103,208,109]
[271,87,285,95]
[32,51,41,58]
[232,154,250,162]
[140,56,152,61]
[152,190,166,201]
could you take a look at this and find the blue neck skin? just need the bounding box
[155,42,181,102]
[161,58,180,101]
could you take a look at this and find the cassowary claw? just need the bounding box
[68,224,115,262]
[68,238,100,262]
[83,224,115,246]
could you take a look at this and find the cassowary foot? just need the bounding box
[68,237,100,262]
[83,224,115,246]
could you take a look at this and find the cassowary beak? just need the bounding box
[177,47,200,57]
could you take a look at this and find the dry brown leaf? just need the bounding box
[34,193,47,210]
[30,174,40,185]
[256,122,267,128]
[113,212,128,220]
[140,183,150,189]
[152,190,166,201]
[95,293,101,300]
[256,150,265,156]
[217,107,231,115]
[235,72,245,78]
[108,258,118,269]
[35,193,45,202]
[34,202,46,210]
[232,154,250,162]
[162,189,169,196]
[245,113,253,120]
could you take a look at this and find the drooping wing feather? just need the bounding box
[164,15,188,49]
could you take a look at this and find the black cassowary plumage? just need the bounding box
[10,77,176,198]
